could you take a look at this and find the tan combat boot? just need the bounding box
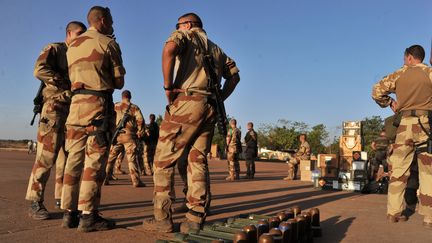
[387,213,407,223]
[142,198,173,233]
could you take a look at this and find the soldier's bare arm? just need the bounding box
[162,41,179,103]
[221,73,240,101]
[221,56,240,101]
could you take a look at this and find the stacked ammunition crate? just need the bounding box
[156,206,322,243]
[339,121,362,171]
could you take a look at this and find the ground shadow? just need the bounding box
[319,216,356,243]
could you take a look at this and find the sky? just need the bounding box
[0,0,431,140]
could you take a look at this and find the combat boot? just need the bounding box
[387,213,407,223]
[77,211,116,232]
[133,181,146,188]
[62,211,80,228]
[29,201,50,220]
[143,197,173,232]
[173,202,188,213]
[225,176,235,181]
[180,220,201,234]
[142,218,173,232]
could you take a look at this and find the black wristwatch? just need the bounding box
[164,86,173,91]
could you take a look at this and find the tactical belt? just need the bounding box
[398,109,432,154]
[73,89,113,99]
[172,88,211,97]
[400,110,431,117]
[73,89,114,145]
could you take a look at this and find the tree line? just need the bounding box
[211,116,385,157]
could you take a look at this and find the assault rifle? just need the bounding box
[30,82,45,126]
[111,104,131,145]
[193,32,228,137]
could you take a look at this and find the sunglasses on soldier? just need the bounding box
[175,21,199,30]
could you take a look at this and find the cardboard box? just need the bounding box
[360,151,368,161]
[321,167,338,177]
[300,160,314,171]
[352,161,366,170]
[339,156,353,171]
[332,180,342,190]
[317,154,338,168]
[300,170,312,182]
[339,135,362,156]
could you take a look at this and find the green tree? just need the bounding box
[362,116,384,155]
[308,124,329,154]
[326,136,340,155]
[156,114,163,126]
[257,120,307,151]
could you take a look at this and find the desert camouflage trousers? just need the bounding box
[106,140,141,185]
[114,146,125,172]
[387,115,432,217]
[61,125,108,211]
[153,95,215,224]
[143,142,157,175]
[25,100,68,202]
[227,148,240,179]
[287,154,310,179]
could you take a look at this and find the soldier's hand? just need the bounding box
[165,90,175,105]
[390,100,398,113]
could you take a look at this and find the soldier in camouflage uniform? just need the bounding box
[142,114,159,175]
[284,134,310,180]
[25,21,86,220]
[61,6,125,232]
[113,146,126,175]
[226,119,242,181]
[372,45,432,228]
[104,90,145,187]
[370,130,390,178]
[244,122,258,179]
[143,13,240,233]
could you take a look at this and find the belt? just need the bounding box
[172,88,211,97]
[400,110,431,117]
[73,89,113,99]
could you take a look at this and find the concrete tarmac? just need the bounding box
[0,150,430,242]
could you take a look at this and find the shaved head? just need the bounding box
[87,6,112,25]
[86,6,113,35]
[66,21,86,35]
[178,12,203,28]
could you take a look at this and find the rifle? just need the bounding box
[30,82,45,126]
[192,32,228,138]
[110,103,131,145]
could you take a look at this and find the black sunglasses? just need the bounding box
[175,21,199,30]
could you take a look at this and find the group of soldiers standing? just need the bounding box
[24,6,162,232]
[103,90,159,188]
[225,120,259,181]
[24,7,243,234]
